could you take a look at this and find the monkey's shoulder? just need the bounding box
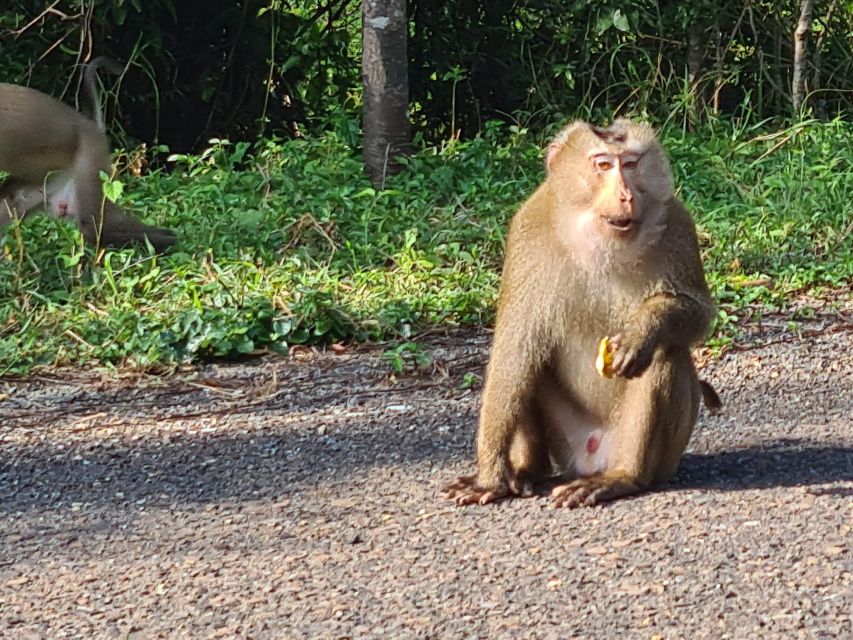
[660,197,702,240]
[508,182,555,228]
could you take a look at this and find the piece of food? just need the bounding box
[595,336,615,378]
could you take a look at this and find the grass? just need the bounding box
[1,118,851,374]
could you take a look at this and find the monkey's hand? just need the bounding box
[551,473,639,508]
[608,332,656,379]
[442,474,533,506]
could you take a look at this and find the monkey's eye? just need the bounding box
[622,159,639,170]
[594,158,613,171]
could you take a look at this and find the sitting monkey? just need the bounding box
[444,119,720,508]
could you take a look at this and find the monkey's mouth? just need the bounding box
[601,217,636,235]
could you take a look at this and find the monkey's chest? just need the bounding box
[550,297,631,420]
[552,336,621,406]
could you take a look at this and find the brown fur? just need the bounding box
[0,68,175,252]
[444,119,719,508]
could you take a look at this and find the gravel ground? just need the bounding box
[0,323,850,639]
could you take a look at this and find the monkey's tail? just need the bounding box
[699,379,722,415]
[82,57,123,131]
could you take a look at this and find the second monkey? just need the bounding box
[0,61,176,252]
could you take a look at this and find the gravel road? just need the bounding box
[1,323,850,639]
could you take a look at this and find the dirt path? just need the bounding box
[1,328,851,639]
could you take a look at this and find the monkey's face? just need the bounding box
[586,149,673,267]
[584,134,674,239]
[587,151,643,239]
[547,120,675,262]
[552,150,667,239]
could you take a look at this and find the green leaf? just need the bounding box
[100,173,125,203]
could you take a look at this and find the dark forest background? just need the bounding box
[2,1,849,153]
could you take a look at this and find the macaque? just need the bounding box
[443,119,719,508]
[0,60,176,252]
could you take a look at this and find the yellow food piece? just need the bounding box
[595,336,615,378]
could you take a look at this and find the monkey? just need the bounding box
[443,118,719,508]
[0,61,176,252]
[0,58,119,224]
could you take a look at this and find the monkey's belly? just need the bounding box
[557,424,611,477]
[536,370,613,477]
[552,337,626,417]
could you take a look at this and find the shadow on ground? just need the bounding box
[674,439,852,493]
[2,331,851,512]
[2,405,850,512]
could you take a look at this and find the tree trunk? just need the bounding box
[773,29,784,113]
[687,25,708,85]
[712,25,724,115]
[792,0,814,113]
[362,0,410,188]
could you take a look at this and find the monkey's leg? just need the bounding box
[64,125,174,252]
[78,197,177,253]
[442,284,555,506]
[444,406,549,505]
[69,123,113,247]
[1,180,45,224]
[551,349,699,508]
[75,186,176,252]
[96,203,177,252]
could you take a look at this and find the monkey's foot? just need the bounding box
[442,475,533,506]
[550,474,639,508]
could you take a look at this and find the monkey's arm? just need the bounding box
[611,207,714,379]
[610,289,713,378]
[444,220,557,505]
[611,272,714,380]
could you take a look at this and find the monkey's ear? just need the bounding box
[545,142,563,173]
[546,120,591,173]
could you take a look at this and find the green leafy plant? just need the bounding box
[1,118,850,373]
[383,342,432,374]
[461,371,482,389]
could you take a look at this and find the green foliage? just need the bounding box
[409,1,853,139]
[3,2,850,151]
[671,119,853,288]
[461,371,482,390]
[383,342,432,374]
[1,1,361,152]
[1,119,851,373]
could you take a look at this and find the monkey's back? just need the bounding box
[0,83,98,180]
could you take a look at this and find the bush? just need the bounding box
[1,119,851,373]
